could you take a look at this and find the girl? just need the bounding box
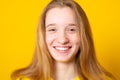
[11,0,115,80]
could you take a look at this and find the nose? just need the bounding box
[57,31,69,44]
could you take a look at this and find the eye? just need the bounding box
[66,27,78,34]
[48,28,56,31]
[68,28,76,32]
[46,27,57,33]
[69,28,76,31]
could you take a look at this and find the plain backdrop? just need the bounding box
[0,0,120,79]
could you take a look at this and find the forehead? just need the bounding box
[46,6,75,17]
[45,7,77,26]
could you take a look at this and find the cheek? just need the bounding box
[45,34,55,46]
[70,34,80,45]
[46,35,50,46]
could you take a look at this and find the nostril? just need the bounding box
[57,38,69,44]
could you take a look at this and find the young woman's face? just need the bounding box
[45,7,80,62]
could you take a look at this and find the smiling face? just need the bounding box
[45,7,80,62]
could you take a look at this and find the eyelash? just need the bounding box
[69,28,76,31]
[48,29,56,31]
[48,29,76,31]
[46,28,77,33]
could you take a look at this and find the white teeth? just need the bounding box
[55,47,69,51]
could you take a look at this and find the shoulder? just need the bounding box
[16,76,30,80]
[16,76,81,80]
[75,77,80,80]
[16,77,53,80]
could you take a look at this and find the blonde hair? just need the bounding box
[11,0,115,80]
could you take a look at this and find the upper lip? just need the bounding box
[53,46,72,48]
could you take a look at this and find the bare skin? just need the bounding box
[45,7,80,80]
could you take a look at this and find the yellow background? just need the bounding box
[0,0,120,79]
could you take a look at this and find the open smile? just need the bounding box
[54,46,71,50]
[53,46,72,54]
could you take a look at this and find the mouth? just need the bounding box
[55,47,71,50]
[53,46,72,53]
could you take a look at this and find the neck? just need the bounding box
[53,61,78,80]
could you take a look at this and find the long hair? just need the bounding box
[11,0,115,80]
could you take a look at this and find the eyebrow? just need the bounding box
[46,24,56,28]
[68,23,77,26]
[46,23,77,28]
